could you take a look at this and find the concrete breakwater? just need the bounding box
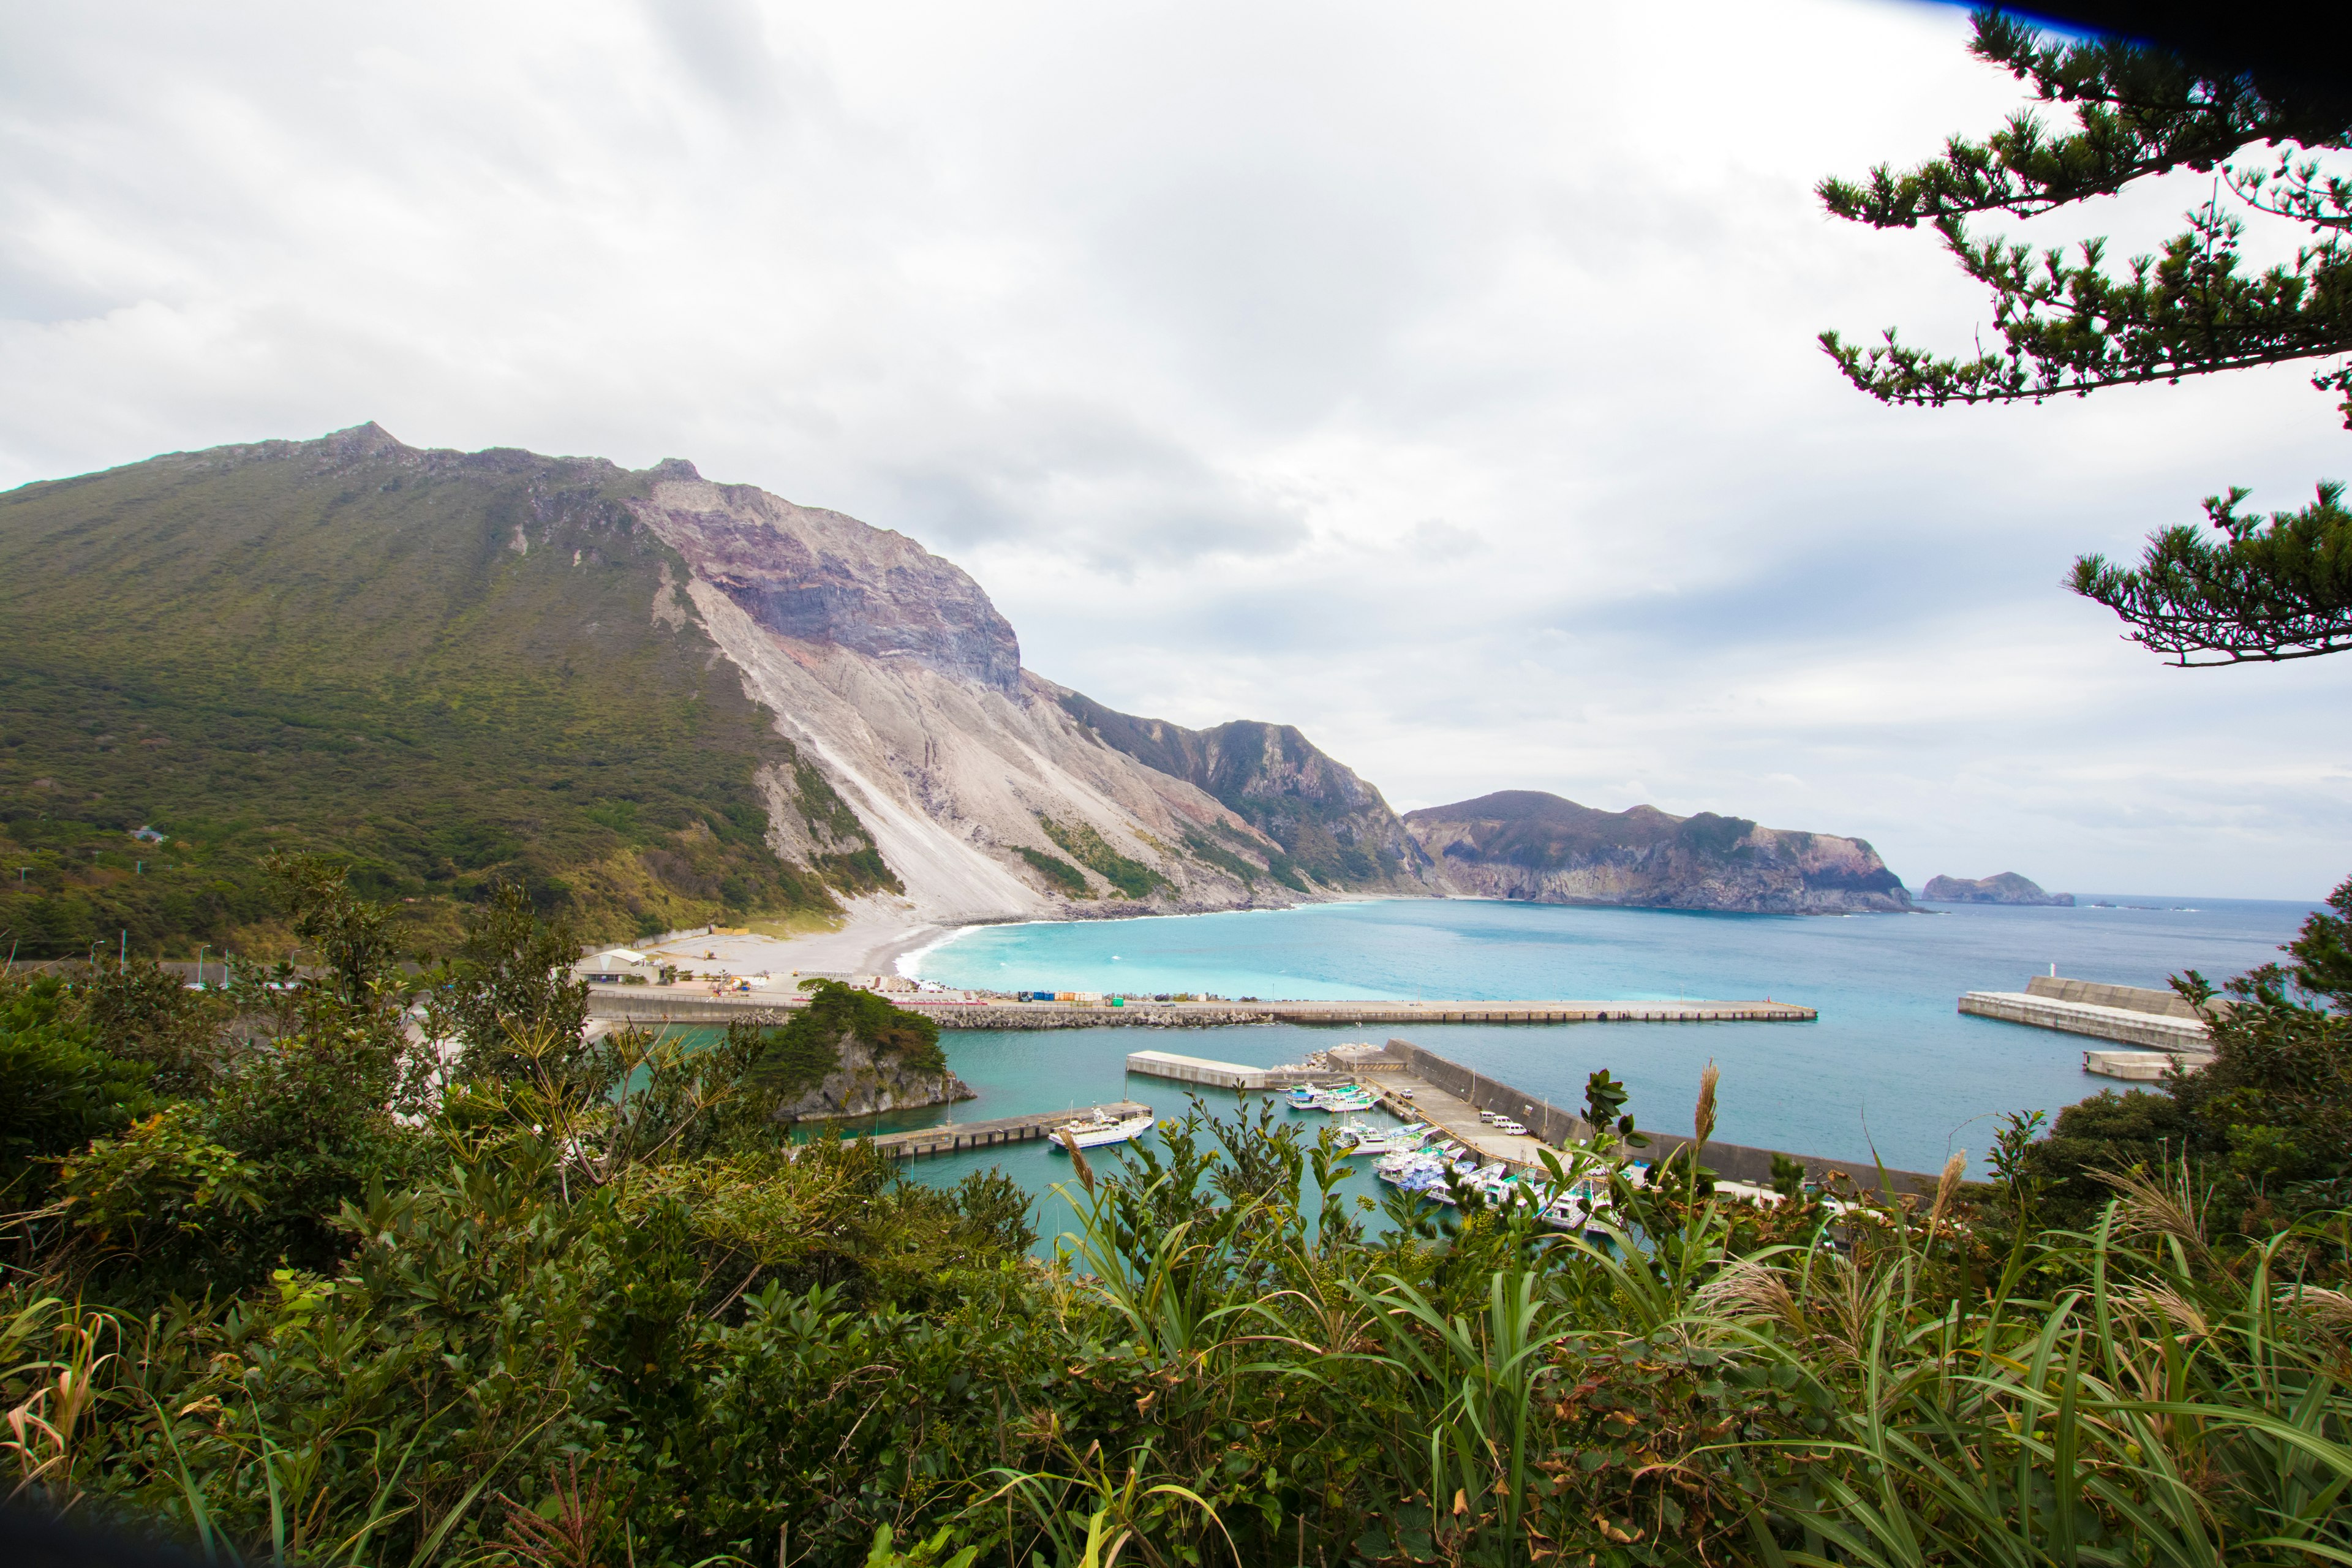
[586,990,1817,1029]
[1958,974,2213,1079]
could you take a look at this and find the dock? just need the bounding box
[587,991,1817,1028]
[1123,1050,1354,1090]
[865,1101,1152,1160]
[1958,974,2214,1077]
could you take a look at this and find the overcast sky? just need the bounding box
[5,0,2348,899]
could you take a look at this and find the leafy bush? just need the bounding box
[6,867,2352,1567]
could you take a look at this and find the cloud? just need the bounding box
[1,0,2347,896]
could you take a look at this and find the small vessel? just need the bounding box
[1375,1151,1445,1186]
[1332,1118,1414,1156]
[1051,1108,1156,1151]
[1290,1083,1376,1114]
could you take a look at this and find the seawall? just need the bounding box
[585,990,1817,1029]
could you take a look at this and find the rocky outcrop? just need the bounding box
[772,1024,978,1121]
[1922,873,2074,907]
[1404,790,1911,914]
[1050,688,1437,892]
[627,466,1322,922]
[633,468,1022,693]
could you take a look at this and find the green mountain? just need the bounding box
[0,425,888,958]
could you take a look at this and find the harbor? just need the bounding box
[1077,1037,1937,1193]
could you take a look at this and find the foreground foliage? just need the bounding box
[5,867,2351,1566]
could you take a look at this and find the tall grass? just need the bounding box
[9,1087,2352,1566]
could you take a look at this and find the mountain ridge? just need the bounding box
[1,426,1912,953]
[1404,789,1910,914]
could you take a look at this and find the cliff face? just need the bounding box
[1921,873,2074,907]
[1404,790,1911,914]
[771,1025,977,1121]
[1050,688,1437,893]
[630,467,1317,921]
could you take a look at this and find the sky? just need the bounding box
[4,0,2348,900]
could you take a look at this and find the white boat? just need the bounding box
[1291,1084,1376,1114]
[1051,1109,1155,1150]
[1376,1152,1446,1186]
[1332,1119,1409,1156]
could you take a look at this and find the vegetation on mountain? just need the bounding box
[1037,814,1169,900]
[0,428,891,959]
[1015,846,1091,897]
[1055,691,1425,891]
[1823,9,2352,664]
[5,861,2351,1566]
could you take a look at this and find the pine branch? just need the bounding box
[2069,481,2352,664]
[1820,198,2352,420]
[1818,11,2351,228]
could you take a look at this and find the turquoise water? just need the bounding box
[885,895,2319,1216]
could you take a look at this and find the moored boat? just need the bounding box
[1051,1108,1156,1150]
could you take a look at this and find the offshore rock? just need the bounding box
[773,1023,978,1121]
[1921,873,2074,907]
[1404,790,1911,914]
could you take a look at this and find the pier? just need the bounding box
[865,1101,1152,1160]
[1123,1050,1354,1090]
[587,991,1817,1028]
[1958,974,2213,1077]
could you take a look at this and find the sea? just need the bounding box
[856,895,2320,1246]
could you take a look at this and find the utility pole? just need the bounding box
[120,929,128,970]
[197,944,209,988]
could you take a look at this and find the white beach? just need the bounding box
[630,893,971,986]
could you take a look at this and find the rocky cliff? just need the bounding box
[1921,873,2074,907]
[1049,688,1436,894]
[628,467,1325,921]
[1404,790,1911,914]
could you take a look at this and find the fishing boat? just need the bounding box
[1537,1178,1616,1233]
[1289,1084,1376,1114]
[1331,1119,1401,1156]
[1375,1151,1445,1187]
[1050,1107,1156,1151]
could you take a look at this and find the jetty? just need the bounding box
[1123,1050,1354,1091]
[586,991,1817,1028]
[1958,975,2214,1079]
[866,1101,1152,1160]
